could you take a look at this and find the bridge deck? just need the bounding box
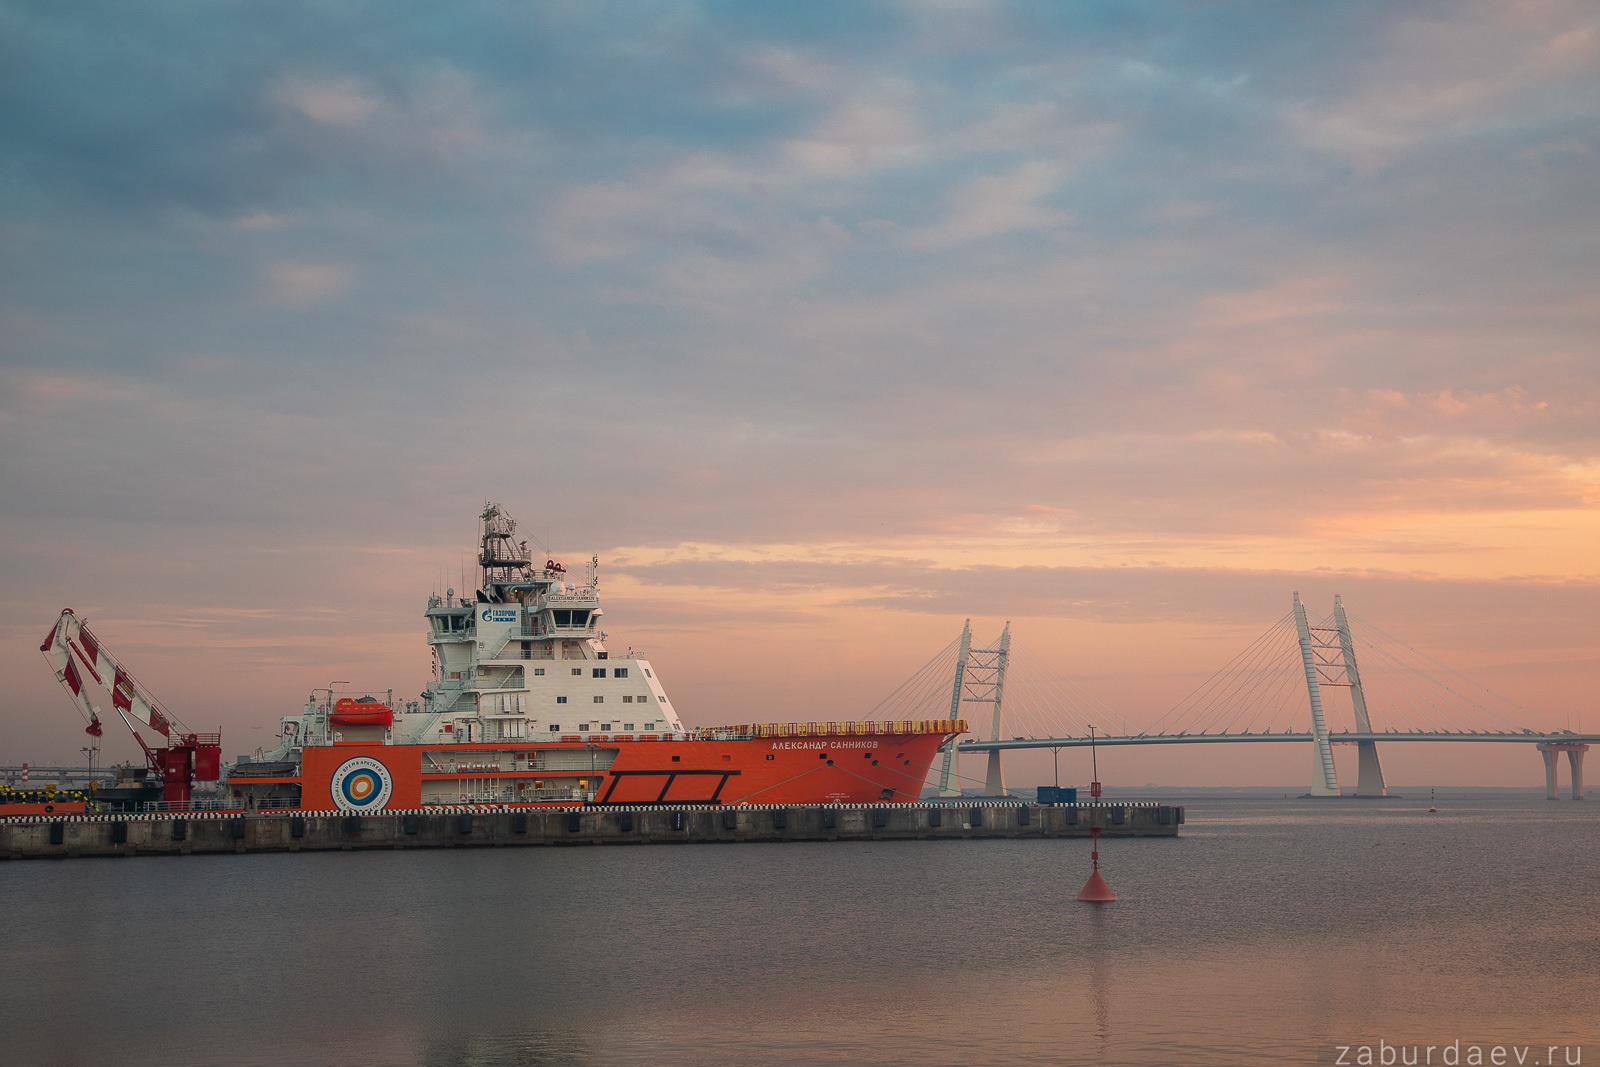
[960,732,1600,751]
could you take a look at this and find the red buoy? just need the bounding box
[1078,728,1116,902]
[1077,825,1116,902]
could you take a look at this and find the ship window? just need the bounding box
[613,668,628,679]
[556,696,567,704]
[534,668,545,676]
[553,610,570,626]
[593,696,604,703]
[644,669,652,677]
[571,668,582,676]
[592,668,606,678]
[766,754,775,760]
[621,695,631,703]
[601,723,612,731]
[671,755,680,763]
[579,723,589,731]
[571,609,590,627]
[624,724,634,731]
[549,724,560,731]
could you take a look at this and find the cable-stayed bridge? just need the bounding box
[869,594,1594,800]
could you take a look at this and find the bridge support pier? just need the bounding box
[1355,741,1385,797]
[984,750,1005,797]
[1537,743,1587,800]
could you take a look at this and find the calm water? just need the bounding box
[3,794,1596,1066]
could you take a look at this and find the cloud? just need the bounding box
[2,1,1598,778]
[1280,0,1600,168]
[274,76,383,129]
[617,554,1600,628]
[263,260,353,309]
[903,161,1068,247]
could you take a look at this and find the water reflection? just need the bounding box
[420,1027,590,1067]
[0,795,1594,1066]
[1087,904,1111,1051]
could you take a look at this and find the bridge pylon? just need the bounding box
[936,620,1012,797]
[937,621,972,797]
[981,624,1012,796]
[1333,595,1386,797]
[1293,593,1341,796]
[1293,593,1387,796]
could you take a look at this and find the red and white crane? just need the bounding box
[39,608,221,805]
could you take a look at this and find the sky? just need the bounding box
[2,0,1597,790]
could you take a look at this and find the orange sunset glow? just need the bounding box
[2,0,1596,795]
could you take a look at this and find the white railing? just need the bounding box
[426,787,590,804]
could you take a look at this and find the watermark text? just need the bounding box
[1333,1041,1582,1066]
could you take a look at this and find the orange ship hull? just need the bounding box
[1,800,88,816]
[240,722,963,811]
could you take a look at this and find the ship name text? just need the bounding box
[770,740,877,750]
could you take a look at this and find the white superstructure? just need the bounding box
[259,503,686,763]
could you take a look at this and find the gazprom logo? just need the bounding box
[481,608,517,623]
[330,757,393,812]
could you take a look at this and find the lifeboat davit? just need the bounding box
[331,697,394,727]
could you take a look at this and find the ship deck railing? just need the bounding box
[90,798,254,814]
[488,648,557,660]
[427,789,591,804]
[692,720,969,741]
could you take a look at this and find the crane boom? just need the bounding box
[42,608,178,738]
[39,610,108,738]
[39,608,221,805]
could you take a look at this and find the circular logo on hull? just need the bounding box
[330,756,393,812]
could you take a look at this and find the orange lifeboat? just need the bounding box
[332,697,394,727]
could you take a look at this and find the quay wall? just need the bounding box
[1,802,1180,860]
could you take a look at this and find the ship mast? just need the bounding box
[478,502,534,598]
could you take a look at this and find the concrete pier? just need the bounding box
[1537,742,1588,800]
[1,802,1180,860]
